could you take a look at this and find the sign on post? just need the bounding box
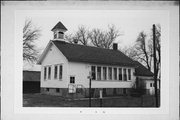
[99,89,103,107]
[100,90,103,98]
[68,84,76,93]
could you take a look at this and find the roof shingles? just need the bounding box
[52,40,136,67]
[51,21,68,31]
[51,40,153,76]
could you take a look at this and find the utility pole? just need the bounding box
[88,72,92,107]
[153,24,159,107]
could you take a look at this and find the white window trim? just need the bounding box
[59,64,63,80]
[70,75,75,84]
[90,65,133,82]
[54,65,58,80]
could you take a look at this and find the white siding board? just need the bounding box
[40,44,68,88]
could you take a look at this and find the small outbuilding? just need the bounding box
[23,70,40,93]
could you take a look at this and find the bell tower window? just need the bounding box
[51,21,68,40]
[58,31,64,39]
[54,33,57,39]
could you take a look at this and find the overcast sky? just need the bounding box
[20,10,168,70]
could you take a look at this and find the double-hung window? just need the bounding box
[108,67,112,80]
[53,64,63,80]
[70,76,75,83]
[59,65,63,80]
[119,68,122,81]
[103,67,107,80]
[97,67,101,80]
[44,67,47,80]
[114,68,117,80]
[128,69,131,80]
[91,66,96,80]
[48,66,51,79]
[54,65,58,79]
[123,68,127,81]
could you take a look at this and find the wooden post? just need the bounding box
[153,24,159,107]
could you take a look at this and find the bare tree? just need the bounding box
[89,24,120,49]
[23,19,41,63]
[121,24,161,78]
[65,24,120,48]
[89,28,106,48]
[135,31,152,71]
[65,25,90,45]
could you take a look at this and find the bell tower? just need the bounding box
[51,21,68,41]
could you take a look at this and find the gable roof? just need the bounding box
[38,40,154,77]
[134,61,154,77]
[51,21,68,31]
[52,40,136,67]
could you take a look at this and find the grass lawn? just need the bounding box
[23,93,157,107]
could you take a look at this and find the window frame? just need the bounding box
[54,33,57,39]
[59,65,63,80]
[123,68,127,81]
[103,67,107,80]
[97,66,101,80]
[48,66,51,80]
[118,68,122,81]
[113,68,117,80]
[108,67,112,80]
[56,88,60,93]
[91,66,96,80]
[70,76,75,84]
[54,65,58,79]
[128,69,131,80]
[44,67,47,80]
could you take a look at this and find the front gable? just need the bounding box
[37,41,68,65]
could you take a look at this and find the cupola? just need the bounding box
[51,21,68,41]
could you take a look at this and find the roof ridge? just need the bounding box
[52,40,125,52]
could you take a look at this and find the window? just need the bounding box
[97,67,101,80]
[59,65,63,79]
[128,69,131,80]
[119,68,122,80]
[44,67,47,80]
[150,83,152,87]
[56,88,60,93]
[54,65,58,79]
[46,88,49,92]
[48,66,51,79]
[91,66,96,80]
[54,33,57,39]
[70,76,75,83]
[108,67,112,80]
[123,88,126,94]
[113,68,117,80]
[123,68,127,81]
[58,32,64,39]
[103,67,107,80]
